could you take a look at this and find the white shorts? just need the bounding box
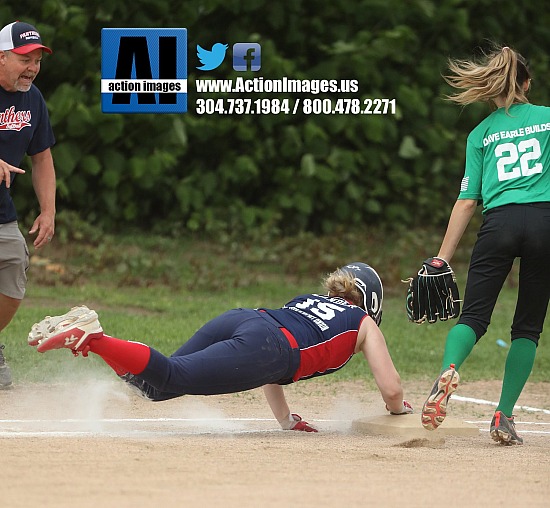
[0,221,29,299]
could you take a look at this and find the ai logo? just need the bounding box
[101,28,187,114]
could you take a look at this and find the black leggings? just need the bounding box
[458,203,550,345]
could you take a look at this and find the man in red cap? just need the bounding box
[0,21,56,388]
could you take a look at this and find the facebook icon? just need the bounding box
[233,43,261,71]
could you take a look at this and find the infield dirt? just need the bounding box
[1,377,549,508]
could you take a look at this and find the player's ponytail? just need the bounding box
[443,45,531,113]
[323,269,363,308]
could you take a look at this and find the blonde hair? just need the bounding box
[443,45,530,113]
[323,269,363,308]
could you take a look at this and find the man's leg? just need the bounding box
[0,293,21,332]
[0,294,20,388]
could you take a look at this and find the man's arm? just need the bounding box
[29,148,56,249]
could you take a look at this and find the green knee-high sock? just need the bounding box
[440,324,477,372]
[496,338,537,417]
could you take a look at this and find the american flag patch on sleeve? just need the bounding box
[460,176,469,191]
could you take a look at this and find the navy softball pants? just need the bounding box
[130,309,300,400]
[458,203,550,345]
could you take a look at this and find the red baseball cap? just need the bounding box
[0,21,52,55]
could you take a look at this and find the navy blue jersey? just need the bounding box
[0,84,55,223]
[261,294,368,381]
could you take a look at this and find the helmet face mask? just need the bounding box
[342,262,383,326]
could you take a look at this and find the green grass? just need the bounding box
[2,226,549,385]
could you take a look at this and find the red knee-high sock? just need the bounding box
[88,334,151,375]
[100,356,129,376]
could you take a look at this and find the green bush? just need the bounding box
[7,0,550,237]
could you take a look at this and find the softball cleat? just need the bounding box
[490,411,523,445]
[28,305,91,346]
[33,308,103,355]
[421,364,460,430]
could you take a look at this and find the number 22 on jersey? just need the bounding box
[495,137,543,181]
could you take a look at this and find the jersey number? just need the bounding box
[295,299,345,321]
[495,138,543,182]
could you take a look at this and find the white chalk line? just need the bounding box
[0,396,548,438]
[0,429,284,438]
[453,395,550,415]
[454,396,550,436]
[466,420,550,434]
[475,429,550,435]
[0,417,346,438]
[0,417,344,424]
[465,420,550,426]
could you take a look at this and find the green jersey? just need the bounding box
[458,103,550,212]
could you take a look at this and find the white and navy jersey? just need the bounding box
[0,84,55,223]
[261,294,368,382]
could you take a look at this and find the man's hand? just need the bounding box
[29,212,55,249]
[0,159,25,188]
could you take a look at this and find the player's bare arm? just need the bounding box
[262,384,317,432]
[262,384,290,423]
[437,198,477,262]
[356,316,407,414]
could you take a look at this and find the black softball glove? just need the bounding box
[404,257,460,324]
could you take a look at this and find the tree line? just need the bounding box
[8,0,549,236]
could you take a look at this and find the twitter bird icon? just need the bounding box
[196,43,228,71]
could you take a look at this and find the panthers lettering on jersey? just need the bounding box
[0,84,55,223]
[262,294,368,382]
